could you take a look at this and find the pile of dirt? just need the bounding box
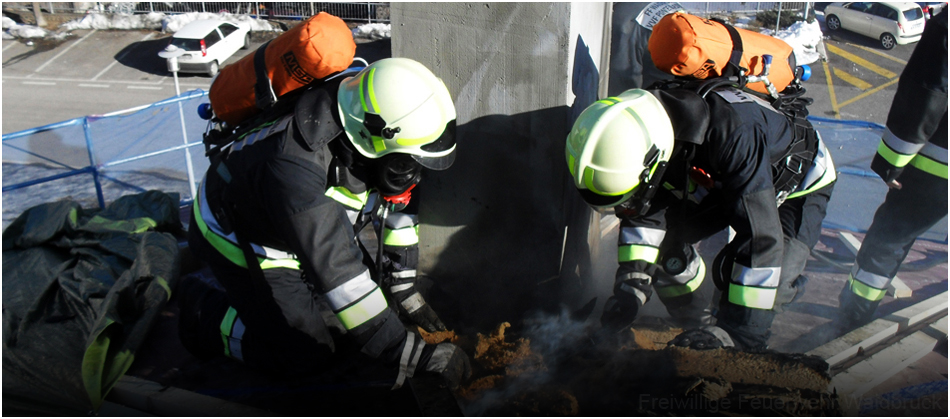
[441,323,839,416]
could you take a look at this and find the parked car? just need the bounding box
[168,19,251,77]
[824,2,926,49]
[916,1,948,18]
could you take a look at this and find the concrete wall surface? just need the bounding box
[391,2,609,333]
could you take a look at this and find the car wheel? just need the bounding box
[208,61,219,77]
[826,15,841,31]
[242,33,250,50]
[880,33,896,50]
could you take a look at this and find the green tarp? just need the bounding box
[2,190,182,415]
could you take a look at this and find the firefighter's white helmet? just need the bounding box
[337,58,457,170]
[566,89,675,208]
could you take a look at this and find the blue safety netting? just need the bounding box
[2,95,947,242]
[2,90,211,229]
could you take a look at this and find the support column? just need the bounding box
[392,2,611,330]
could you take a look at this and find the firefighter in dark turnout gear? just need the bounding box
[566,86,836,351]
[179,58,470,388]
[838,9,948,331]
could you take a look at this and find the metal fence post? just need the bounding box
[776,2,783,32]
[82,117,106,209]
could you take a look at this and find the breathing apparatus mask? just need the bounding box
[330,137,422,203]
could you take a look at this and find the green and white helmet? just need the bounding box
[337,58,457,170]
[565,89,675,208]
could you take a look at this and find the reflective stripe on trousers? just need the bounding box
[727,264,781,309]
[655,255,706,298]
[848,263,889,302]
[220,306,247,361]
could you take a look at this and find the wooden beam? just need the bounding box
[831,316,947,404]
[807,292,948,368]
[838,232,913,299]
[106,375,274,416]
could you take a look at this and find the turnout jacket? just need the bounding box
[193,80,414,360]
[872,9,948,182]
[616,86,835,315]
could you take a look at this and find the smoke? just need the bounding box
[460,307,605,416]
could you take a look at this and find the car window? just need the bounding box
[204,29,222,47]
[870,3,898,20]
[169,37,202,52]
[846,2,874,13]
[219,23,238,38]
[903,7,924,20]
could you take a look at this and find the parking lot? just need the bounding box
[0,11,931,134]
[2,28,267,134]
[1,25,392,134]
[804,16,920,121]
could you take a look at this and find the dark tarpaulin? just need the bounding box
[2,190,182,415]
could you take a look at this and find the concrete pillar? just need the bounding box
[391,3,612,332]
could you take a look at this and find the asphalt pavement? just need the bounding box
[1,28,391,134]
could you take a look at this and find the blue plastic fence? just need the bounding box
[2,94,947,242]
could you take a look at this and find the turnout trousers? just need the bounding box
[659,182,834,349]
[839,166,949,327]
[179,209,341,375]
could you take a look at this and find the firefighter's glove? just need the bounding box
[392,333,471,390]
[668,326,736,350]
[870,152,903,186]
[600,272,650,332]
[389,277,447,333]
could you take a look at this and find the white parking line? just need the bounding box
[127,85,164,90]
[22,81,56,86]
[32,29,98,75]
[79,83,110,88]
[3,42,18,53]
[92,32,156,81]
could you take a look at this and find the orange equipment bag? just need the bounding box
[648,12,797,95]
[209,12,356,126]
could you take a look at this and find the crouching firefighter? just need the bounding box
[179,58,470,389]
[566,82,836,351]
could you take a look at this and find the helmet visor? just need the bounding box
[577,188,633,209]
[412,119,457,170]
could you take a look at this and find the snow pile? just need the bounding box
[763,19,826,65]
[60,11,165,30]
[3,15,52,39]
[3,15,17,29]
[159,12,276,33]
[59,12,276,33]
[352,23,391,40]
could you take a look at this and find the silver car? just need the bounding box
[824,2,926,49]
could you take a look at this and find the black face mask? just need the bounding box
[374,153,422,197]
[329,138,421,197]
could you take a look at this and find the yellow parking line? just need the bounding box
[833,67,873,90]
[822,60,841,118]
[851,44,908,65]
[838,77,901,108]
[826,44,898,78]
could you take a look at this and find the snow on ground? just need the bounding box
[351,23,391,41]
[60,11,278,32]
